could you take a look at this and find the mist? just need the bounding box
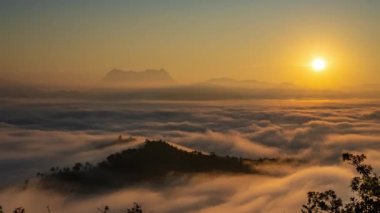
[1,98,380,212]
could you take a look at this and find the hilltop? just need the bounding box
[37,140,256,192]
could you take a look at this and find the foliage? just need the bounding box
[98,205,110,213]
[301,153,380,213]
[13,208,25,213]
[0,203,143,213]
[301,190,342,213]
[126,203,143,213]
[37,140,253,191]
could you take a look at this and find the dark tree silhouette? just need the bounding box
[0,206,26,213]
[126,202,143,213]
[302,190,342,213]
[13,208,25,213]
[301,153,380,213]
[97,205,110,213]
[38,140,253,191]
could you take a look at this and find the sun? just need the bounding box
[311,57,327,72]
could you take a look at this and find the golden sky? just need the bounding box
[0,0,379,88]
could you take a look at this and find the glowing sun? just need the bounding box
[311,58,327,72]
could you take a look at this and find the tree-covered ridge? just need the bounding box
[37,140,253,190]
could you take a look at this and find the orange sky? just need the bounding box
[0,0,379,89]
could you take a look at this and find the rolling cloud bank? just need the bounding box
[1,99,380,212]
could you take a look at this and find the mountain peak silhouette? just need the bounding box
[102,69,176,88]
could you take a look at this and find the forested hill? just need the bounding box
[37,140,254,192]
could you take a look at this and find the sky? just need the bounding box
[1,0,379,88]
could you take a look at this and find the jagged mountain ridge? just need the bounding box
[101,69,176,87]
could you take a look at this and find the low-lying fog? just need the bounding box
[1,99,380,212]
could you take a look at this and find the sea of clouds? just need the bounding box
[1,99,380,212]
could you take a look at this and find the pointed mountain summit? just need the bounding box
[101,68,176,88]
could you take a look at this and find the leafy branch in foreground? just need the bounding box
[301,153,380,213]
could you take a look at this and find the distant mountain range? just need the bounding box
[201,77,295,89]
[100,69,295,90]
[3,69,380,100]
[101,69,176,88]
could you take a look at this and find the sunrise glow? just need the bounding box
[311,58,327,72]
[1,1,380,212]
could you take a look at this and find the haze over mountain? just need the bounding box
[0,78,42,97]
[3,68,380,100]
[87,70,348,100]
[1,1,380,212]
[201,77,295,89]
[101,69,176,88]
